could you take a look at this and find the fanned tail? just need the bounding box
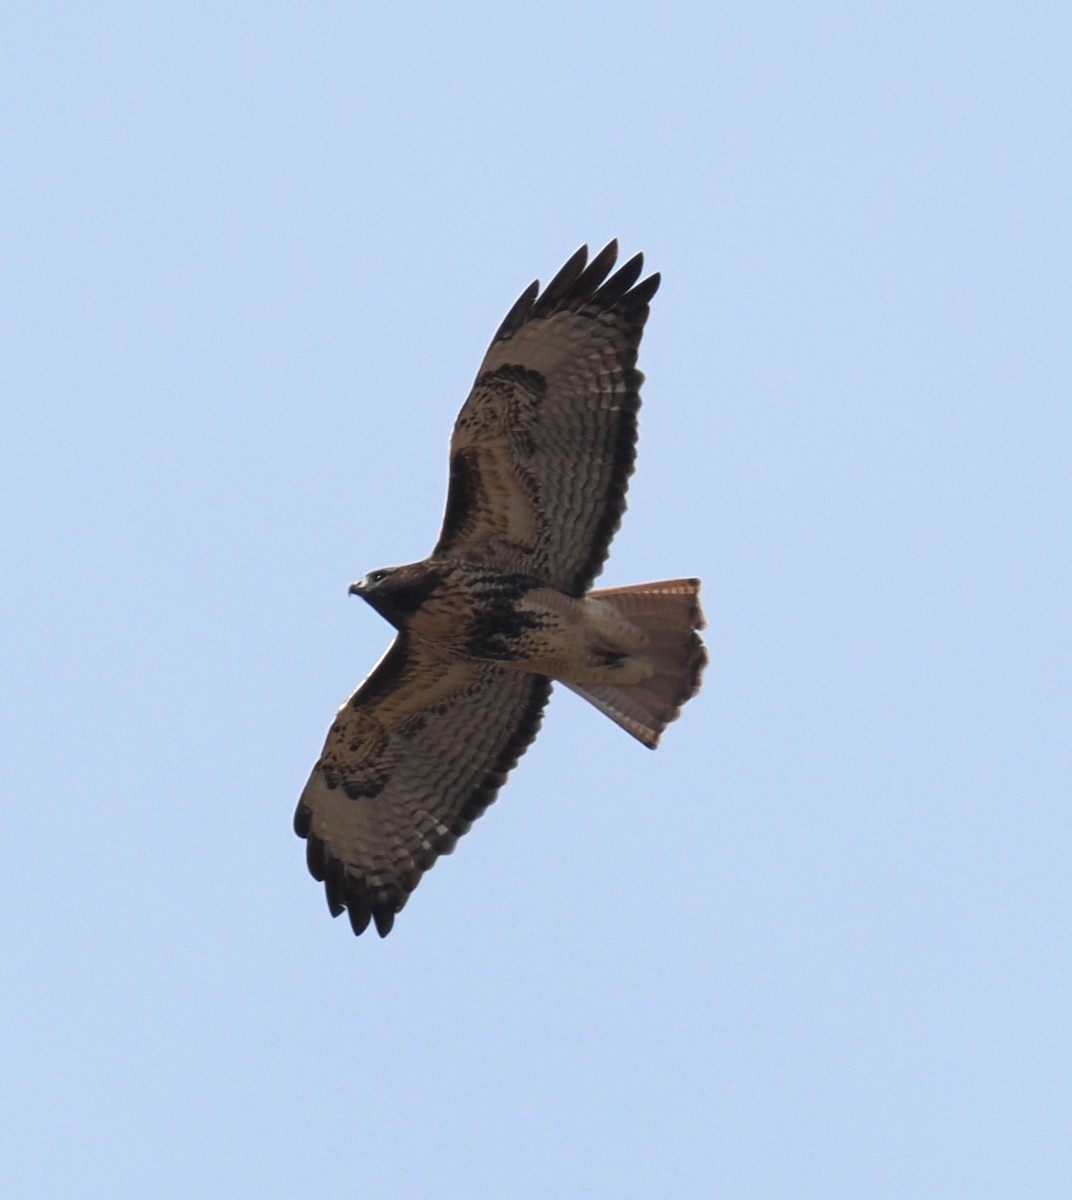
[563,578,707,748]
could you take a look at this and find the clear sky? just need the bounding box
[4,3,1070,1197]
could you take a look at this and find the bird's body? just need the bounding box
[357,559,655,684]
[296,242,706,937]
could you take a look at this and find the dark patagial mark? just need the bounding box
[437,448,484,547]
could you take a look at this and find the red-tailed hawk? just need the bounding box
[296,242,706,937]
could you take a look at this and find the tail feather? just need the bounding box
[563,578,707,748]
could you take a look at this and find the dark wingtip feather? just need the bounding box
[532,243,592,315]
[347,897,372,936]
[631,270,661,306]
[490,241,657,353]
[324,858,348,913]
[492,279,540,342]
[570,240,619,297]
[541,241,658,321]
[293,802,312,837]
[592,251,645,305]
[306,834,327,881]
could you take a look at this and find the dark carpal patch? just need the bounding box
[486,365,546,460]
[321,748,390,800]
[480,362,547,399]
[339,774,387,800]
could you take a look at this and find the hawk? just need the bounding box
[295,242,706,937]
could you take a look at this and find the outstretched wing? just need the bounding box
[434,241,660,596]
[294,636,552,937]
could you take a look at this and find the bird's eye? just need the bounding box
[369,570,388,585]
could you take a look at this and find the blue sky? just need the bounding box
[4,3,1070,1197]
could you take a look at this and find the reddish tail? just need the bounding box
[564,578,707,748]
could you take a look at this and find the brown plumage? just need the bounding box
[296,242,706,937]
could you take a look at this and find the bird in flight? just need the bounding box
[295,242,706,937]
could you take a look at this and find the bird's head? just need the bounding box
[348,562,442,629]
[348,567,395,597]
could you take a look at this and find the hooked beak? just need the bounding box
[348,580,364,597]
